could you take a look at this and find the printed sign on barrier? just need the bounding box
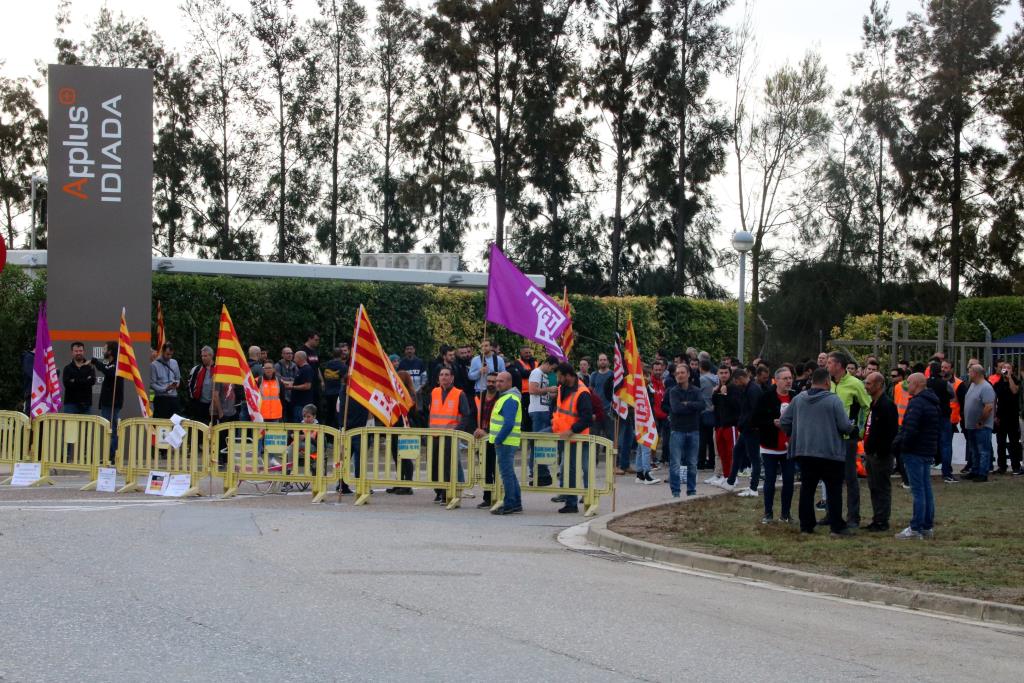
[533,440,558,465]
[397,436,420,460]
[97,467,117,493]
[162,474,191,497]
[10,462,42,486]
[145,471,168,495]
[264,431,288,456]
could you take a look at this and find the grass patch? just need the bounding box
[609,474,1024,605]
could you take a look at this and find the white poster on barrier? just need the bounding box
[161,474,191,497]
[10,462,42,487]
[96,467,118,493]
[145,471,169,495]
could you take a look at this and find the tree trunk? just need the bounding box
[874,135,885,307]
[330,28,341,266]
[277,71,287,262]
[383,84,393,253]
[220,88,231,260]
[674,6,691,297]
[612,135,625,296]
[949,124,962,315]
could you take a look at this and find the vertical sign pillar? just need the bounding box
[47,65,153,416]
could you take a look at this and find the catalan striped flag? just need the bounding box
[627,320,658,449]
[116,308,152,417]
[558,286,574,358]
[155,300,166,352]
[212,305,263,422]
[347,305,414,426]
[611,333,631,418]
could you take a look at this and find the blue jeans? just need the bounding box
[903,453,935,532]
[496,443,521,509]
[559,440,590,507]
[962,425,975,474]
[762,453,795,519]
[669,430,699,496]
[939,420,953,477]
[617,417,634,470]
[635,444,652,474]
[970,427,993,478]
[528,411,552,481]
[98,405,120,463]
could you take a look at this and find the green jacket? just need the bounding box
[831,372,871,439]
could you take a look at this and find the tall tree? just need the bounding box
[893,0,1008,312]
[77,8,206,258]
[0,73,47,249]
[183,0,264,260]
[309,0,367,265]
[735,52,831,350]
[370,0,420,253]
[586,0,654,295]
[251,0,312,262]
[644,0,732,296]
[425,0,548,253]
[396,59,476,254]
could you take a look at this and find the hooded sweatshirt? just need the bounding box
[779,387,857,462]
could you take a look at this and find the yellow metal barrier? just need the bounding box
[0,411,33,485]
[116,418,211,496]
[212,422,341,503]
[483,432,615,517]
[341,427,476,509]
[32,413,111,490]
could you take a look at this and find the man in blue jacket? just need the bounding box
[892,373,941,540]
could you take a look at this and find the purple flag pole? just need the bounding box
[485,245,569,360]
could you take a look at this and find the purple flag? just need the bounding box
[485,245,569,360]
[29,302,62,417]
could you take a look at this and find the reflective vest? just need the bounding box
[950,377,963,424]
[489,392,522,446]
[552,382,591,435]
[517,358,536,393]
[259,378,283,420]
[430,386,463,429]
[893,381,909,426]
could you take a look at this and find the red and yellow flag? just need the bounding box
[116,308,152,417]
[619,319,639,408]
[212,305,262,422]
[155,300,166,352]
[558,286,574,358]
[347,305,414,426]
[627,319,658,449]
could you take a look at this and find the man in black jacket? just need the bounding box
[892,373,941,540]
[863,372,899,531]
[92,341,124,463]
[754,367,796,523]
[722,369,762,496]
[61,342,96,414]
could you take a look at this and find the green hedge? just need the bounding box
[0,268,738,408]
[954,297,1024,341]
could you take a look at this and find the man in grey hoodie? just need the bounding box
[780,368,859,537]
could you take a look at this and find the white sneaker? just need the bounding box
[703,475,718,485]
[643,476,661,485]
[895,526,922,540]
[718,479,735,491]
[737,488,759,497]
[739,469,750,478]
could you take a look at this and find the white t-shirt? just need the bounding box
[528,368,550,414]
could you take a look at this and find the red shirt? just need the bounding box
[651,377,668,421]
[772,393,793,451]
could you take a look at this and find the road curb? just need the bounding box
[585,508,1024,629]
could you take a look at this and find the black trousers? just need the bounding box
[698,422,715,468]
[482,441,495,502]
[863,451,893,525]
[995,421,1022,471]
[797,456,845,533]
[432,435,453,496]
[153,395,180,420]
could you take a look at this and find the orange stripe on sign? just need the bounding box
[52,329,151,343]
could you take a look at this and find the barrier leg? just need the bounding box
[80,479,98,491]
[117,481,141,494]
[354,480,371,506]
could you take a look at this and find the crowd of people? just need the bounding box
[26,336,1024,533]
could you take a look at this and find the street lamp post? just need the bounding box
[30,175,46,251]
[732,231,755,364]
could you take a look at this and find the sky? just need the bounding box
[3,0,1022,294]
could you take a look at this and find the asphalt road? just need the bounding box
[0,471,1018,683]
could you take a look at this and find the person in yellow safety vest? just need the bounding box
[258,361,283,422]
[429,366,470,504]
[473,372,500,509]
[552,362,594,514]
[489,371,523,515]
